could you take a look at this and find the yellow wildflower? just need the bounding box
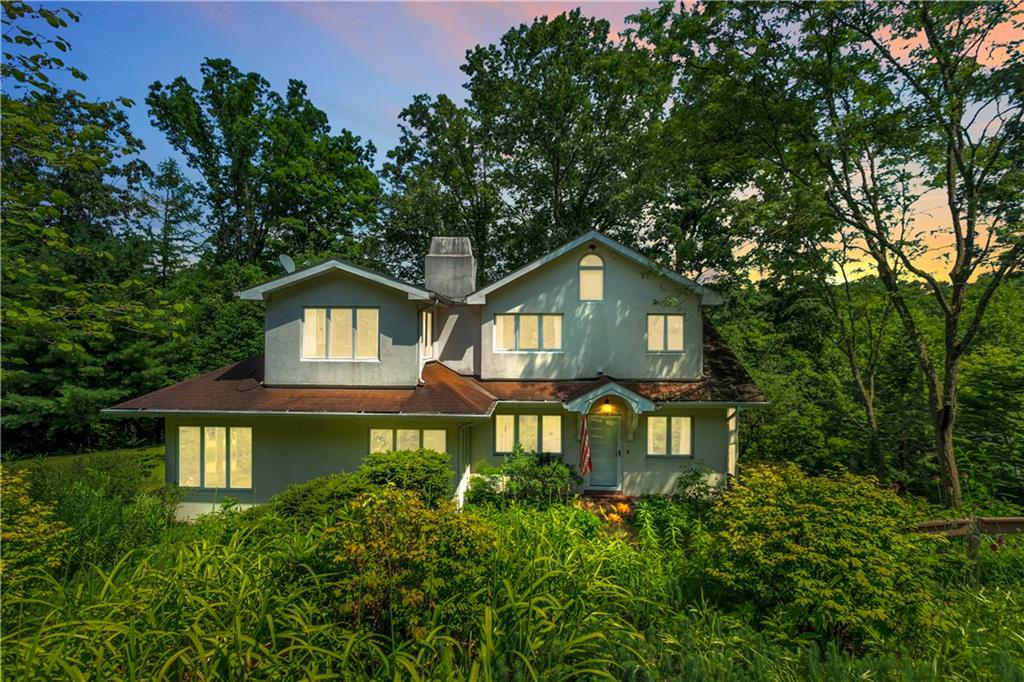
[607,512,623,523]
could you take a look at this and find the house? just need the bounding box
[105,232,765,516]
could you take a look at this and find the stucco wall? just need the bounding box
[436,305,481,375]
[263,270,422,386]
[479,243,704,380]
[466,405,729,496]
[164,415,467,507]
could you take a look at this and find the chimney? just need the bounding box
[424,237,477,299]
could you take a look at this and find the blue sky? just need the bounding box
[48,1,655,170]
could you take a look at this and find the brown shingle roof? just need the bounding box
[106,320,763,416]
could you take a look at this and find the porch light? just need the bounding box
[600,398,613,414]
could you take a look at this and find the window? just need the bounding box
[302,307,378,360]
[579,253,604,301]
[494,314,562,351]
[647,314,684,352]
[178,426,253,488]
[421,310,434,358]
[368,428,447,453]
[646,416,692,456]
[495,414,562,454]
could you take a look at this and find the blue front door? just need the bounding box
[587,416,620,489]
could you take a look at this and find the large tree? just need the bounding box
[383,10,675,280]
[639,1,1024,506]
[147,59,380,264]
[2,2,182,453]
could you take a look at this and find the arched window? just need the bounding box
[579,253,604,301]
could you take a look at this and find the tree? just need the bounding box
[383,10,674,279]
[639,1,1024,506]
[143,158,201,283]
[1,1,182,453]
[147,59,380,264]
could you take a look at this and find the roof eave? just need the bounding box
[237,260,433,302]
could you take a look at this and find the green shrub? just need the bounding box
[269,471,370,524]
[466,444,581,508]
[701,462,941,651]
[309,486,495,641]
[359,448,452,507]
[29,449,159,504]
[0,468,71,606]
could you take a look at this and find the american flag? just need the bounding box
[579,415,592,475]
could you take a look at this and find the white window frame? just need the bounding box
[646,313,685,353]
[368,428,448,453]
[421,309,434,359]
[578,253,605,302]
[646,416,693,457]
[301,306,380,362]
[493,313,563,353]
[177,425,253,490]
[494,414,562,455]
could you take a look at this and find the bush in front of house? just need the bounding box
[466,444,581,508]
[271,448,453,523]
[700,462,942,651]
[308,486,496,642]
[359,448,452,507]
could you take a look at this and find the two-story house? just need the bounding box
[106,232,765,516]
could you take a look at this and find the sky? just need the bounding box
[49,1,657,169]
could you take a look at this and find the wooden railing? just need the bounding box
[915,516,1024,557]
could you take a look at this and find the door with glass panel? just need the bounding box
[587,416,620,489]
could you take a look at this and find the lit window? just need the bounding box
[421,310,434,358]
[302,307,378,360]
[368,428,448,453]
[494,314,562,351]
[579,254,604,301]
[495,414,562,455]
[177,426,253,488]
[647,314,684,352]
[647,416,692,456]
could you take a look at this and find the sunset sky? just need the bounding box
[52,2,655,166]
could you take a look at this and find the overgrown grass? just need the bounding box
[2,459,1023,680]
[6,445,166,492]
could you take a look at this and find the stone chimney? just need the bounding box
[424,237,477,299]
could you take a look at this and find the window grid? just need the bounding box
[368,428,447,454]
[495,414,562,455]
[178,426,253,489]
[647,314,685,353]
[494,314,563,352]
[646,416,693,457]
[302,307,379,360]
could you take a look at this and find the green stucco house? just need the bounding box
[106,232,765,517]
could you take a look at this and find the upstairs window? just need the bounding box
[302,307,378,360]
[647,314,684,352]
[421,310,434,358]
[646,416,692,457]
[579,254,604,301]
[178,426,253,489]
[495,414,562,454]
[495,314,562,351]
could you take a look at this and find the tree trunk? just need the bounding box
[934,407,962,508]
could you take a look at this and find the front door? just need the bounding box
[587,416,620,489]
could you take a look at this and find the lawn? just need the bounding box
[6,445,166,492]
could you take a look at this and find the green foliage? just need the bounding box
[359,448,452,507]
[0,467,70,606]
[466,443,582,508]
[309,487,495,642]
[702,463,941,650]
[271,448,453,523]
[147,57,380,263]
[270,471,371,525]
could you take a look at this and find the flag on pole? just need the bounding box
[579,415,592,476]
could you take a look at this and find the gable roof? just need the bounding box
[238,259,434,302]
[103,319,764,417]
[466,231,724,306]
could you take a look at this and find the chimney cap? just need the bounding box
[428,236,474,256]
